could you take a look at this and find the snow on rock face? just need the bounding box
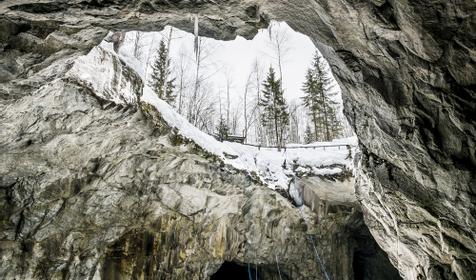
[224,140,355,190]
[66,46,142,105]
[143,84,356,191]
[66,44,358,221]
[68,44,357,193]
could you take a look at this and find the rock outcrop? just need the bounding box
[267,2,476,279]
[0,36,396,279]
[1,0,475,279]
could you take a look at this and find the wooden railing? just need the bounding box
[208,133,356,151]
[239,142,355,151]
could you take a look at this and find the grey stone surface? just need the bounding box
[0,68,339,279]
[0,35,393,279]
[0,0,475,279]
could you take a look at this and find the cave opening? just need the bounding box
[73,16,396,280]
[211,261,290,280]
[352,248,401,280]
[210,262,256,280]
[85,21,395,280]
[351,223,402,280]
[1,0,473,279]
[102,21,354,145]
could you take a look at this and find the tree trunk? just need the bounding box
[274,115,280,150]
[178,74,183,114]
[226,79,230,128]
[312,111,319,141]
[244,84,248,140]
[321,91,330,141]
[162,27,173,101]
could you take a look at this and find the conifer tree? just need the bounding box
[301,52,342,141]
[304,125,314,144]
[259,66,289,149]
[302,69,321,141]
[149,39,176,104]
[216,117,229,142]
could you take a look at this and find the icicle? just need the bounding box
[248,263,253,280]
[268,22,273,39]
[193,14,199,62]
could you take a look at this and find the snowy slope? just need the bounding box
[142,86,356,189]
[66,44,357,191]
[224,140,354,189]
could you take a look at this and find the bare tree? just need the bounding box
[242,68,263,142]
[144,32,157,81]
[188,30,218,125]
[223,68,234,128]
[268,22,291,88]
[288,101,301,144]
[251,58,266,145]
[218,87,223,119]
[243,73,252,139]
[175,46,190,115]
[190,82,216,132]
[229,104,241,135]
[132,31,145,59]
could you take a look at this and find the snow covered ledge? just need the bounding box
[65,44,358,209]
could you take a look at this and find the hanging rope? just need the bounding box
[275,254,283,280]
[255,250,258,280]
[241,169,253,280]
[298,207,331,280]
[308,235,331,280]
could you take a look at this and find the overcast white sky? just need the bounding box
[132,21,340,105]
[192,22,317,101]
[114,21,351,140]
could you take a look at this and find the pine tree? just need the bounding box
[164,80,176,104]
[304,125,314,144]
[302,69,322,141]
[301,52,342,141]
[259,66,289,149]
[216,117,229,142]
[148,39,176,104]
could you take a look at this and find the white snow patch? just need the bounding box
[66,46,139,105]
[142,86,355,190]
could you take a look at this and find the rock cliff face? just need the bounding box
[268,2,476,279]
[0,35,396,279]
[0,0,475,279]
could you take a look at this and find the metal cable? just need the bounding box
[298,207,331,280]
[275,254,283,280]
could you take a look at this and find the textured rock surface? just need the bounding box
[267,2,476,279]
[1,0,475,279]
[0,37,395,279]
